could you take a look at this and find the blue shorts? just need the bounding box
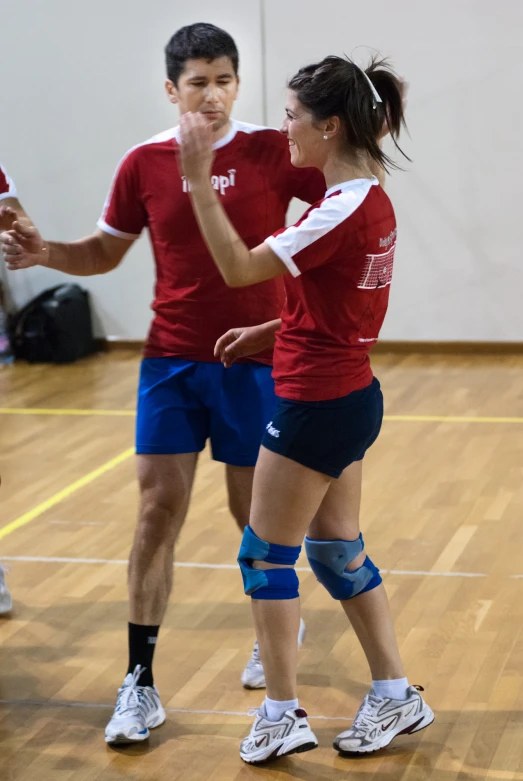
[261,378,383,479]
[136,358,278,466]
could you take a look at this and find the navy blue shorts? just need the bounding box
[261,378,383,479]
[136,358,278,466]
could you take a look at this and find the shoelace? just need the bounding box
[115,665,149,717]
[351,694,380,734]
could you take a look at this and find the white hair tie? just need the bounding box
[355,64,382,107]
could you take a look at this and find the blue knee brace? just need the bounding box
[238,525,301,600]
[304,533,382,600]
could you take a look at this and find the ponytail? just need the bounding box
[288,55,410,173]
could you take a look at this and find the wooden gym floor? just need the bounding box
[0,350,522,781]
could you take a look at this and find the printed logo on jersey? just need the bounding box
[266,421,280,438]
[182,169,236,196]
[379,228,397,248]
[357,243,396,290]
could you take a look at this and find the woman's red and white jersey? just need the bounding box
[98,120,324,363]
[0,164,17,200]
[265,177,396,401]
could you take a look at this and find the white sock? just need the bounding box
[263,696,299,722]
[372,678,409,701]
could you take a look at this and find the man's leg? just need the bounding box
[105,357,207,745]
[127,452,199,658]
[129,452,198,625]
[105,452,199,746]
[225,463,254,531]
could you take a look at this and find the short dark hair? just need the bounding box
[288,55,409,173]
[165,23,239,86]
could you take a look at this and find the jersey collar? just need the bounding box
[325,176,379,198]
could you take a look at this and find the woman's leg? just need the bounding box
[248,446,331,703]
[308,459,434,753]
[238,447,332,763]
[309,460,405,681]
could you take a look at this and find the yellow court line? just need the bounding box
[0,408,135,417]
[0,447,135,542]
[384,414,523,424]
[2,408,523,424]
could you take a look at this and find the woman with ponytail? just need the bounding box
[180,55,432,764]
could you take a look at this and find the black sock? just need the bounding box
[127,622,159,687]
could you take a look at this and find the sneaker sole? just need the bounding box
[241,679,266,690]
[105,729,150,745]
[106,708,166,745]
[334,707,435,755]
[146,708,166,730]
[241,738,318,765]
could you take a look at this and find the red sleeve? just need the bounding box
[254,130,325,205]
[98,148,147,239]
[0,163,17,200]
[283,163,326,205]
[271,134,325,204]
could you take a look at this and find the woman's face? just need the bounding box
[280,91,327,169]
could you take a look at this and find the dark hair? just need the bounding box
[165,23,239,86]
[288,55,409,173]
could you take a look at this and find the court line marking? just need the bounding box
[385,414,523,424]
[1,701,520,781]
[0,697,350,721]
[0,448,135,542]
[1,407,523,424]
[50,521,103,527]
[0,408,135,416]
[1,554,518,579]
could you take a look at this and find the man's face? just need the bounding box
[166,56,239,134]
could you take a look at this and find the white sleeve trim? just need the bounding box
[265,236,301,277]
[97,219,141,240]
[266,180,374,273]
[0,190,18,202]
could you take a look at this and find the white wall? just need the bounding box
[1,1,522,341]
[0,0,264,338]
[265,0,523,341]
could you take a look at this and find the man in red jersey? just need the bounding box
[0,23,324,744]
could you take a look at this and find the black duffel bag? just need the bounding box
[9,283,97,363]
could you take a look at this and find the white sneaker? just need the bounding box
[240,707,318,764]
[0,565,12,615]
[105,665,166,745]
[241,618,306,690]
[334,685,434,754]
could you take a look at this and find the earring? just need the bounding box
[323,135,328,140]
